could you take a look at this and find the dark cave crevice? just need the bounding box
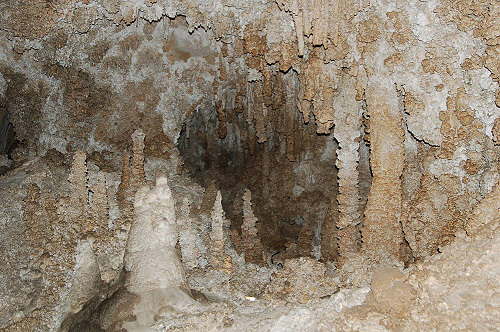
[0,111,17,175]
[177,102,341,261]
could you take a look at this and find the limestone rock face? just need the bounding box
[404,225,500,331]
[0,0,498,330]
[0,155,115,331]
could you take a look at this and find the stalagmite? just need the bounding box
[241,188,265,264]
[1,0,498,330]
[64,151,93,244]
[23,184,44,250]
[178,197,207,270]
[117,130,145,232]
[68,151,89,223]
[117,152,131,203]
[90,171,109,234]
[209,190,233,271]
[125,176,185,292]
[210,191,225,254]
[122,176,194,330]
[333,74,363,259]
[361,79,405,261]
[130,129,146,190]
[88,171,113,281]
[115,152,135,236]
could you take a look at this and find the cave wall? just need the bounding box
[0,0,266,168]
[0,0,496,259]
[0,0,498,330]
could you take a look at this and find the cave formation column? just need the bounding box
[209,190,234,272]
[68,150,89,226]
[121,176,195,329]
[130,128,146,189]
[241,189,265,264]
[125,177,187,294]
[361,78,404,261]
[333,74,363,259]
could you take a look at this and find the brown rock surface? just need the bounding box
[0,0,498,330]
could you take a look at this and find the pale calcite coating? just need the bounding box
[125,177,186,293]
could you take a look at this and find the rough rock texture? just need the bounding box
[0,153,114,331]
[362,81,405,261]
[240,189,265,264]
[333,74,363,259]
[264,257,338,304]
[0,0,498,330]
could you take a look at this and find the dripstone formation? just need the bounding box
[0,0,498,331]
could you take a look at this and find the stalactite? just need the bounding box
[286,101,296,161]
[216,99,227,139]
[312,0,328,46]
[358,136,372,217]
[297,93,312,124]
[333,74,363,259]
[245,81,258,156]
[262,68,274,108]
[299,55,336,134]
[262,149,270,178]
[295,110,304,161]
[292,5,305,56]
[241,188,265,264]
[284,72,303,161]
[361,79,405,261]
[277,0,360,136]
[251,82,268,144]
[278,0,357,58]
